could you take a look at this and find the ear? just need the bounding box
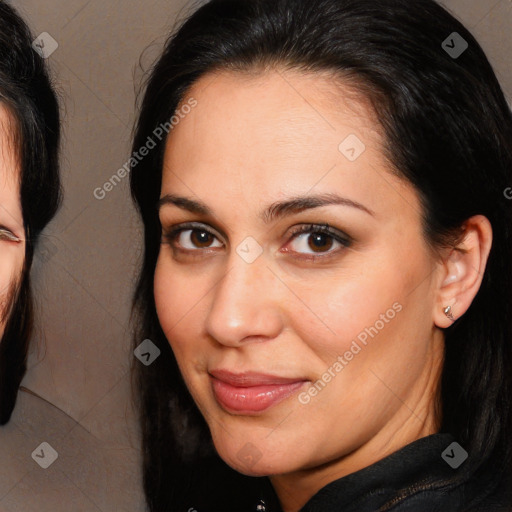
[434,215,493,328]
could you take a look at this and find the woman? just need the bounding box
[130,0,512,510]
[0,2,62,424]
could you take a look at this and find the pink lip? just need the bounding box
[209,369,307,414]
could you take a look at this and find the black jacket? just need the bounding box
[252,433,512,512]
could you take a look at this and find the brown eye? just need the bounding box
[163,223,223,251]
[188,229,216,248]
[285,224,351,258]
[307,232,334,253]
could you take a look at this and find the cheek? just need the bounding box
[154,257,184,343]
[290,259,407,362]
[153,255,207,364]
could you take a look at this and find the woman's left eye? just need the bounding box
[284,224,351,258]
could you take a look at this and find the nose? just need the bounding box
[204,249,284,347]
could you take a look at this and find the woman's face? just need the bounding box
[0,105,25,332]
[154,69,446,480]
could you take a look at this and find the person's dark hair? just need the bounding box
[0,1,62,424]
[130,0,512,509]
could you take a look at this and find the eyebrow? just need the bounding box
[157,192,375,223]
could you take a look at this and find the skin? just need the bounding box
[154,68,492,512]
[0,105,24,330]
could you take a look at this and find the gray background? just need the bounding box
[0,0,509,510]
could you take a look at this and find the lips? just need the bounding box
[209,369,307,414]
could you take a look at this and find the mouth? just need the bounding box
[209,369,308,414]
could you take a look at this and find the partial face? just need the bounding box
[154,69,444,479]
[0,105,25,333]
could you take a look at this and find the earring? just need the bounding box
[443,305,455,321]
[256,500,266,512]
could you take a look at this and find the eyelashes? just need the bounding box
[161,221,352,260]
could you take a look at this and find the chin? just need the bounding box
[210,429,298,477]
[219,448,291,477]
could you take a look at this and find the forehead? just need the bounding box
[163,68,387,177]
